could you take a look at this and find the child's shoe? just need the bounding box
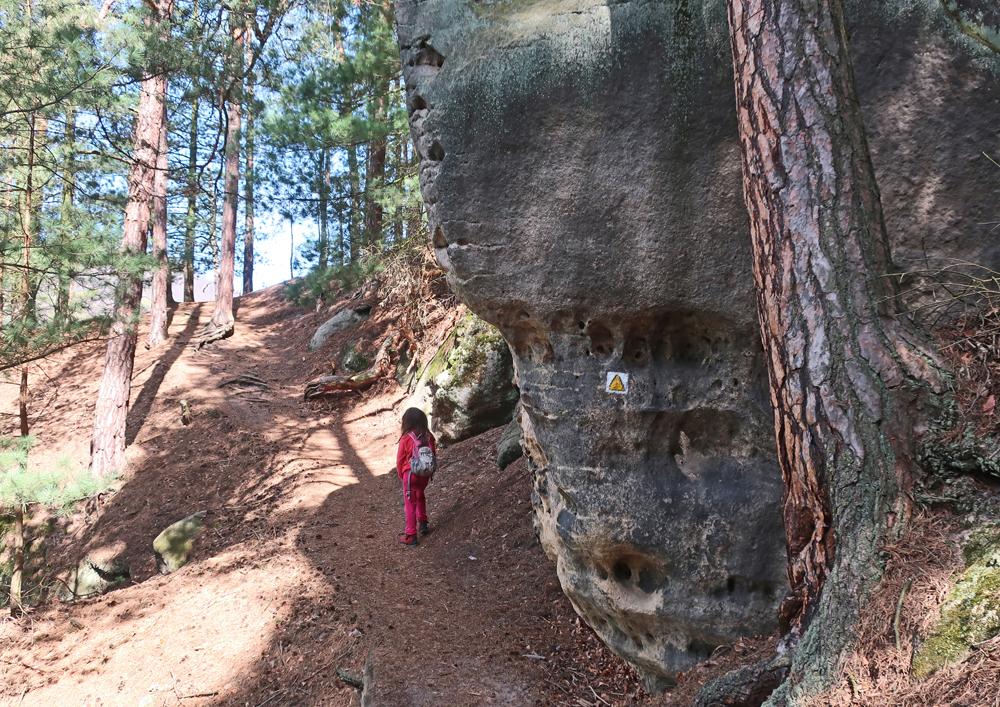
[419,521,430,536]
[398,533,418,546]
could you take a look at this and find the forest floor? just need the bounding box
[0,284,724,706]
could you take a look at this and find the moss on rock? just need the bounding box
[913,525,1000,678]
[153,511,206,574]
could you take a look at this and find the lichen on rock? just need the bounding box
[913,525,1000,678]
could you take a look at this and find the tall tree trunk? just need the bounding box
[10,504,24,616]
[242,36,255,295]
[209,170,219,274]
[18,111,37,441]
[183,94,198,302]
[91,0,172,476]
[288,217,294,279]
[147,100,170,348]
[317,149,329,269]
[57,107,76,319]
[392,131,403,244]
[726,0,941,700]
[199,14,243,344]
[337,215,345,267]
[347,143,361,263]
[365,130,386,247]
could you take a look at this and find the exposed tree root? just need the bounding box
[303,337,394,400]
[192,320,234,348]
[219,374,269,391]
[694,654,790,707]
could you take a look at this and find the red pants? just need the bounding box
[403,472,429,536]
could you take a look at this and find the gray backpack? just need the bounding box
[409,432,436,477]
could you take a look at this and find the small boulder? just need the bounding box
[309,305,371,350]
[59,546,130,601]
[408,313,520,443]
[497,418,524,470]
[153,511,206,574]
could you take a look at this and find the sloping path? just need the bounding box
[0,287,646,706]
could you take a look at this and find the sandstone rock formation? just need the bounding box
[397,0,999,686]
[408,312,519,443]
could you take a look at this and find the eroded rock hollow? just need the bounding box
[397,0,999,687]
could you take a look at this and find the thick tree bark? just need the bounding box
[725,0,941,701]
[242,36,255,295]
[147,100,170,348]
[198,14,243,344]
[91,0,172,476]
[183,94,198,302]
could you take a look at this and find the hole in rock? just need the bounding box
[637,568,661,594]
[727,576,736,593]
[686,638,717,659]
[586,322,613,358]
[612,561,632,584]
[415,45,445,68]
[427,140,445,162]
[410,94,427,111]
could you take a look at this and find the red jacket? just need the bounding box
[396,431,437,481]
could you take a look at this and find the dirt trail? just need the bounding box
[0,287,649,706]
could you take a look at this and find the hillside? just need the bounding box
[0,283,664,706]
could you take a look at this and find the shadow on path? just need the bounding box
[126,304,202,445]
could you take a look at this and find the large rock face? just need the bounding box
[397,0,999,687]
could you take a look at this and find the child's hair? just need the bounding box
[401,407,430,439]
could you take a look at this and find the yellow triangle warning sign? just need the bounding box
[608,374,626,392]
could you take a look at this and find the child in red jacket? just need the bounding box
[396,407,437,546]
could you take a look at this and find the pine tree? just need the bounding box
[722,0,944,700]
[90,0,175,478]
